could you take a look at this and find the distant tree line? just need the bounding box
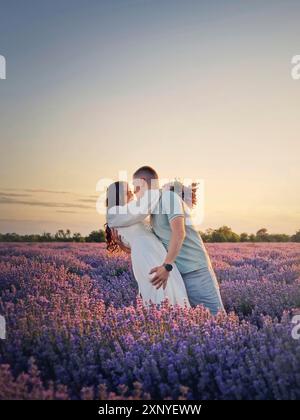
[200,227,300,243]
[0,229,106,243]
[0,227,300,243]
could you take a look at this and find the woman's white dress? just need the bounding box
[116,222,190,307]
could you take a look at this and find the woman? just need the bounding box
[105,181,190,307]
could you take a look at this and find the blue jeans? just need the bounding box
[181,266,225,315]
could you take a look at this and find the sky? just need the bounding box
[0,0,299,235]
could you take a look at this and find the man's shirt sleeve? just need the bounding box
[161,190,185,223]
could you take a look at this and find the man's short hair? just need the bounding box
[133,166,159,187]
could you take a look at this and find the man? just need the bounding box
[110,166,224,315]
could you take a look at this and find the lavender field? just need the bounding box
[0,242,300,400]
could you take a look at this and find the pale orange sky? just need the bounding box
[0,0,299,235]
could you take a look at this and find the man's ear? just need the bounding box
[133,177,144,191]
[141,178,149,191]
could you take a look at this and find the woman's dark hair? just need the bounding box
[106,181,129,208]
[105,181,129,253]
[105,223,119,253]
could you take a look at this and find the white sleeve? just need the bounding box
[107,189,161,227]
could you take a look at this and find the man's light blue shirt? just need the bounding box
[151,190,209,274]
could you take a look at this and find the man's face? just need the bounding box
[133,177,148,198]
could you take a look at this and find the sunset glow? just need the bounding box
[0,0,299,234]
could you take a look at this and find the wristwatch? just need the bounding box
[163,263,173,272]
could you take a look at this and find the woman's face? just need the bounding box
[127,188,134,202]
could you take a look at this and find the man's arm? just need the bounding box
[164,216,186,265]
[150,216,186,290]
[107,189,160,228]
[150,190,186,289]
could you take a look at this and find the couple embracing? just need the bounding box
[106,166,224,315]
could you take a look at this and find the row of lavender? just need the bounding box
[0,243,299,399]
